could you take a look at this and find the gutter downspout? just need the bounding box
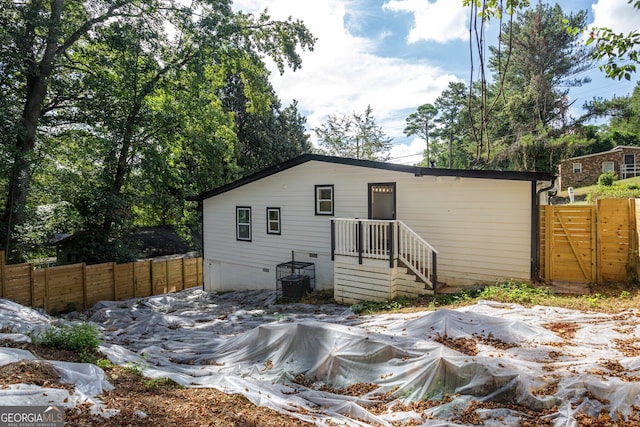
[532,177,557,282]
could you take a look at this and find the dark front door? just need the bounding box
[369,183,396,220]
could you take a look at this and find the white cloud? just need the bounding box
[231,0,456,149]
[389,137,425,165]
[590,0,639,33]
[382,0,469,43]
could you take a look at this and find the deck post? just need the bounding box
[358,221,363,264]
[432,251,437,294]
[330,220,335,261]
[389,222,394,268]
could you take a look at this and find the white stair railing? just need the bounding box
[332,218,438,289]
[397,220,438,290]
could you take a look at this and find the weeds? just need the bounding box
[96,358,114,370]
[123,353,149,376]
[32,322,100,353]
[351,297,414,315]
[145,377,183,389]
[349,280,640,315]
[476,281,551,305]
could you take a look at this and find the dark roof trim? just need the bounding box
[195,154,553,201]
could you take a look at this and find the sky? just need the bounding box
[232,0,640,164]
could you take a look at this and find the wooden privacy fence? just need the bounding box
[539,198,638,285]
[0,253,203,313]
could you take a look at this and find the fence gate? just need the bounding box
[541,205,596,283]
[540,199,636,284]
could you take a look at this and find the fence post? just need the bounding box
[181,258,186,290]
[112,262,118,301]
[29,264,35,308]
[0,251,5,298]
[82,263,87,310]
[43,266,49,311]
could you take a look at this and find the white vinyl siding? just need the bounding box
[203,160,533,291]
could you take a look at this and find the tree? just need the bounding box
[315,105,393,161]
[485,3,592,172]
[219,73,311,175]
[0,0,316,261]
[0,0,147,260]
[566,0,640,80]
[404,104,438,167]
[462,0,530,163]
[433,82,469,168]
[584,82,640,146]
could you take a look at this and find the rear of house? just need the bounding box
[559,146,640,191]
[198,155,552,300]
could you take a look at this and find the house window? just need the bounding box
[315,185,334,215]
[573,163,582,174]
[266,207,281,235]
[602,161,614,173]
[236,207,251,241]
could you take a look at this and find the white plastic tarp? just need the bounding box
[1,289,640,426]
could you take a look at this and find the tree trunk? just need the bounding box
[2,0,62,259]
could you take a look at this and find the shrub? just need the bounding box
[597,171,618,186]
[34,323,101,353]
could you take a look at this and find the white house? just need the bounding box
[197,154,554,304]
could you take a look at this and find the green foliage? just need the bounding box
[96,359,114,370]
[476,281,551,305]
[123,353,149,376]
[564,2,639,80]
[405,104,438,166]
[351,297,414,315]
[587,180,640,202]
[33,323,101,354]
[0,0,316,262]
[581,292,606,309]
[431,289,480,307]
[315,105,393,161]
[145,377,183,389]
[598,171,619,186]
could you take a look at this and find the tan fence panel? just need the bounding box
[541,199,639,285]
[166,259,183,293]
[539,207,547,278]
[85,263,115,308]
[115,263,135,300]
[597,199,633,283]
[634,199,640,281]
[152,261,168,295]
[32,268,46,308]
[46,264,85,313]
[544,205,596,283]
[0,254,202,312]
[4,264,33,307]
[134,260,152,298]
[183,258,200,289]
